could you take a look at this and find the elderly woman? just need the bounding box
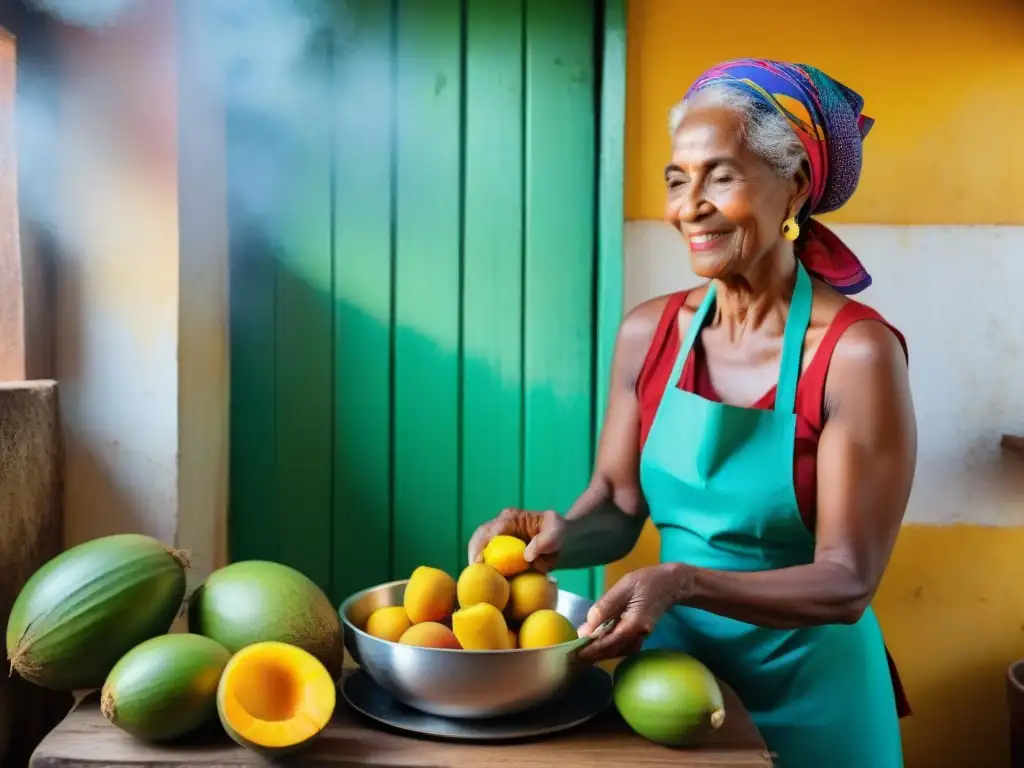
[468,60,916,766]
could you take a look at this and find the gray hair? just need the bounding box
[668,85,807,180]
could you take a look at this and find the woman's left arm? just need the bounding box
[579,321,917,658]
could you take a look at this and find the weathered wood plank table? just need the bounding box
[31,672,772,767]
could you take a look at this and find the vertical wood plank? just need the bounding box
[523,0,596,599]
[392,0,464,579]
[273,35,335,591]
[460,0,524,556]
[226,112,279,566]
[228,0,612,599]
[595,0,627,595]
[332,0,395,602]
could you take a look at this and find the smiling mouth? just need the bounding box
[687,232,730,249]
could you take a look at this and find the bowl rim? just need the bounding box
[338,578,588,656]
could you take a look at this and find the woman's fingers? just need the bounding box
[581,578,630,635]
[577,614,648,662]
[467,509,518,564]
[577,576,653,662]
[468,508,560,567]
[525,553,556,573]
[523,516,560,564]
[621,636,645,657]
[466,525,491,564]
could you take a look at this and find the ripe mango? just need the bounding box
[506,628,518,649]
[365,606,412,643]
[403,566,456,624]
[518,609,576,649]
[456,563,510,611]
[398,622,461,649]
[451,603,512,650]
[480,535,530,577]
[507,571,556,620]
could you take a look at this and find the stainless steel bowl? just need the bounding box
[339,579,595,719]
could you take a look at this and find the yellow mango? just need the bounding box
[480,535,530,578]
[506,628,518,649]
[398,622,461,649]
[364,606,412,643]
[403,566,456,624]
[456,563,510,611]
[507,571,557,620]
[451,603,512,650]
[217,641,335,755]
[518,609,577,649]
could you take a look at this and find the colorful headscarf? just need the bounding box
[684,59,873,295]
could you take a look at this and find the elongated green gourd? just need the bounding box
[6,533,189,690]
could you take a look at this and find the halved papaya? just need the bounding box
[217,641,335,756]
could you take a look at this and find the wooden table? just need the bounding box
[31,676,771,767]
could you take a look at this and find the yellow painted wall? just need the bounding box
[625,0,1024,225]
[621,2,1024,765]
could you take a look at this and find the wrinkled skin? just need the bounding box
[468,508,567,575]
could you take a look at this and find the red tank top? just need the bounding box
[635,290,912,718]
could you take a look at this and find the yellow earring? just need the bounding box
[781,216,800,241]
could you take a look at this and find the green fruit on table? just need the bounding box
[613,649,726,746]
[6,534,189,690]
[188,560,344,679]
[101,633,231,741]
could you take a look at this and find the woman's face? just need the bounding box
[664,103,807,280]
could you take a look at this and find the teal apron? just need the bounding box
[639,262,903,767]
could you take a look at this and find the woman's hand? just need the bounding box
[466,508,568,573]
[576,563,687,662]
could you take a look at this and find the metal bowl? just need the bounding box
[339,579,594,719]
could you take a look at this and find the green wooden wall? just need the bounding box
[227,0,625,606]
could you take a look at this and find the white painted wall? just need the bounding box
[625,220,1024,526]
[49,5,228,591]
[55,69,180,548]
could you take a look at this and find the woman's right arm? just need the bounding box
[553,299,664,569]
[468,299,664,571]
